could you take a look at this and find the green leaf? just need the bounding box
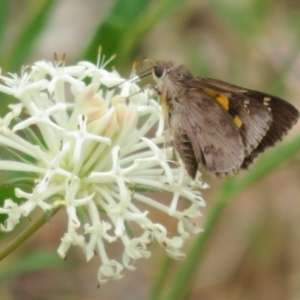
[84,0,185,68]
[0,186,16,204]
[0,186,18,225]
[207,0,272,36]
[84,0,150,66]
[6,0,57,71]
[0,0,9,48]
[0,177,35,190]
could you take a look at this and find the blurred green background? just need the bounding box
[0,0,299,299]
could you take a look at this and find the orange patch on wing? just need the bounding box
[203,88,229,111]
[233,115,243,127]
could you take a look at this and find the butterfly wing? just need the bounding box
[169,87,245,178]
[199,78,299,168]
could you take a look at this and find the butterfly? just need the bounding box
[151,61,299,178]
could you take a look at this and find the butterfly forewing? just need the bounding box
[199,79,274,156]
[168,83,245,178]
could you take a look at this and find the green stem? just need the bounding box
[149,255,173,300]
[0,207,60,261]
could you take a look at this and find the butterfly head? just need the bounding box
[151,61,174,83]
[151,61,193,92]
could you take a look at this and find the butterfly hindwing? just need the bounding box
[241,90,299,168]
[170,86,244,177]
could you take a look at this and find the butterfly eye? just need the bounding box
[153,65,165,78]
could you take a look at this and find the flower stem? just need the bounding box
[149,255,173,300]
[0,207,60,261]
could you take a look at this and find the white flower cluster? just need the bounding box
[0,55,207,283]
